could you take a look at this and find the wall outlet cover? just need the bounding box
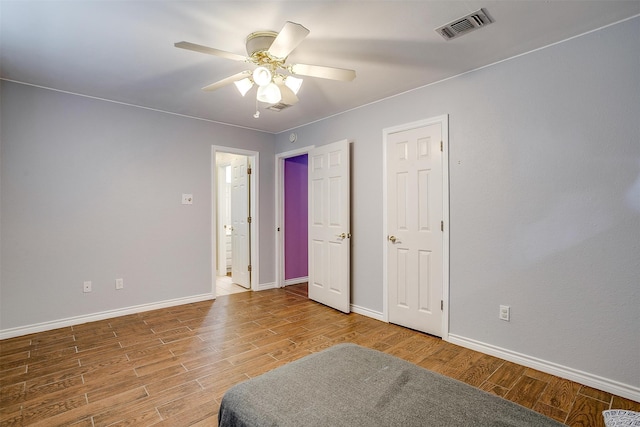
[499,305,510,321]
[182,194,193,205]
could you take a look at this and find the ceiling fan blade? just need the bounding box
[175,41,247,62]
[276,83,299,105]
[201,71,251,91]
[268,21,310,59]
[290,63,356,81]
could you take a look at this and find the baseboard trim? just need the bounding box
[284,276,309,287]
[447,334,640,402]
[0,293,214,340]
[351,304,385,322]
[256,281,277,291]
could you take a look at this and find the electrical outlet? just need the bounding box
[499,305,510,321]
[83,281,92,293]
[115,278,124,290]
[181,194,193,205]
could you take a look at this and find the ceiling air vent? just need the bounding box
[435,8,493,41]
[266,102,293,112]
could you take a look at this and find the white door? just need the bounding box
[386,121,444,336]
[231,155,250,288]
[308,140,350,313]
[217,165,230,275]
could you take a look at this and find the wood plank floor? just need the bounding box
[214,276,250,297]
[1,284,638,426]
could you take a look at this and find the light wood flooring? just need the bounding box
[214,276,249,296]
[1,284,638,426]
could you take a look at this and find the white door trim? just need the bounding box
[275,146,314,288]
[211,146,260,296]
[382,115,450,339]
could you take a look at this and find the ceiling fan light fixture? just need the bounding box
[284,75,303,94]
[234,78,254,96]
[256,82,282,104]
[176,21,357,116]
[253,66,272,86]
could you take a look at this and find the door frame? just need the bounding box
[211,146,259,296]
[382,115,450,339]
[275,146,314,288]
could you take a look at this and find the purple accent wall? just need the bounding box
[284,154,308,280]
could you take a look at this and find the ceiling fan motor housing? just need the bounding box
[246,31,278,57]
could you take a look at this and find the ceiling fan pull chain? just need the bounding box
[253,97,260,119]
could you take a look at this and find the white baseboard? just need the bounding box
[256,281,277,291]
[447,333,640,402]
[351,304,385,322]
[284,276,309,287]
[0,293,214,340]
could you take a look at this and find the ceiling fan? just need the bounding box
[175,21,356,113]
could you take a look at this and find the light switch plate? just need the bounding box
[181,194,193,205]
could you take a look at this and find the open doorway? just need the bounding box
[213,147,258,296]
[284,154,308,285]
[276,141,351,313]
[276,147,312,291]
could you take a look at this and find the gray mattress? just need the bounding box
[218,343,565,426]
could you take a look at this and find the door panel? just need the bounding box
[387,123,443,335]
[231,155,250,288]
[308,140,350,313]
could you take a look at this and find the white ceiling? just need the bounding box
[2,1,639,134]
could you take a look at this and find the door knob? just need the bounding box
[388,235,397,243]
[337,233,346,239]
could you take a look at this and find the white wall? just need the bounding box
[275,18,640,397]
[1,14,638,401]
[0,82,276,331]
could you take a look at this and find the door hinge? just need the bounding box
[440,141,443,152]
[247,167,252,175]
[441,220,444,232]
[248,216,252,223]
[248,265,252,272]
[441,300,443,311]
